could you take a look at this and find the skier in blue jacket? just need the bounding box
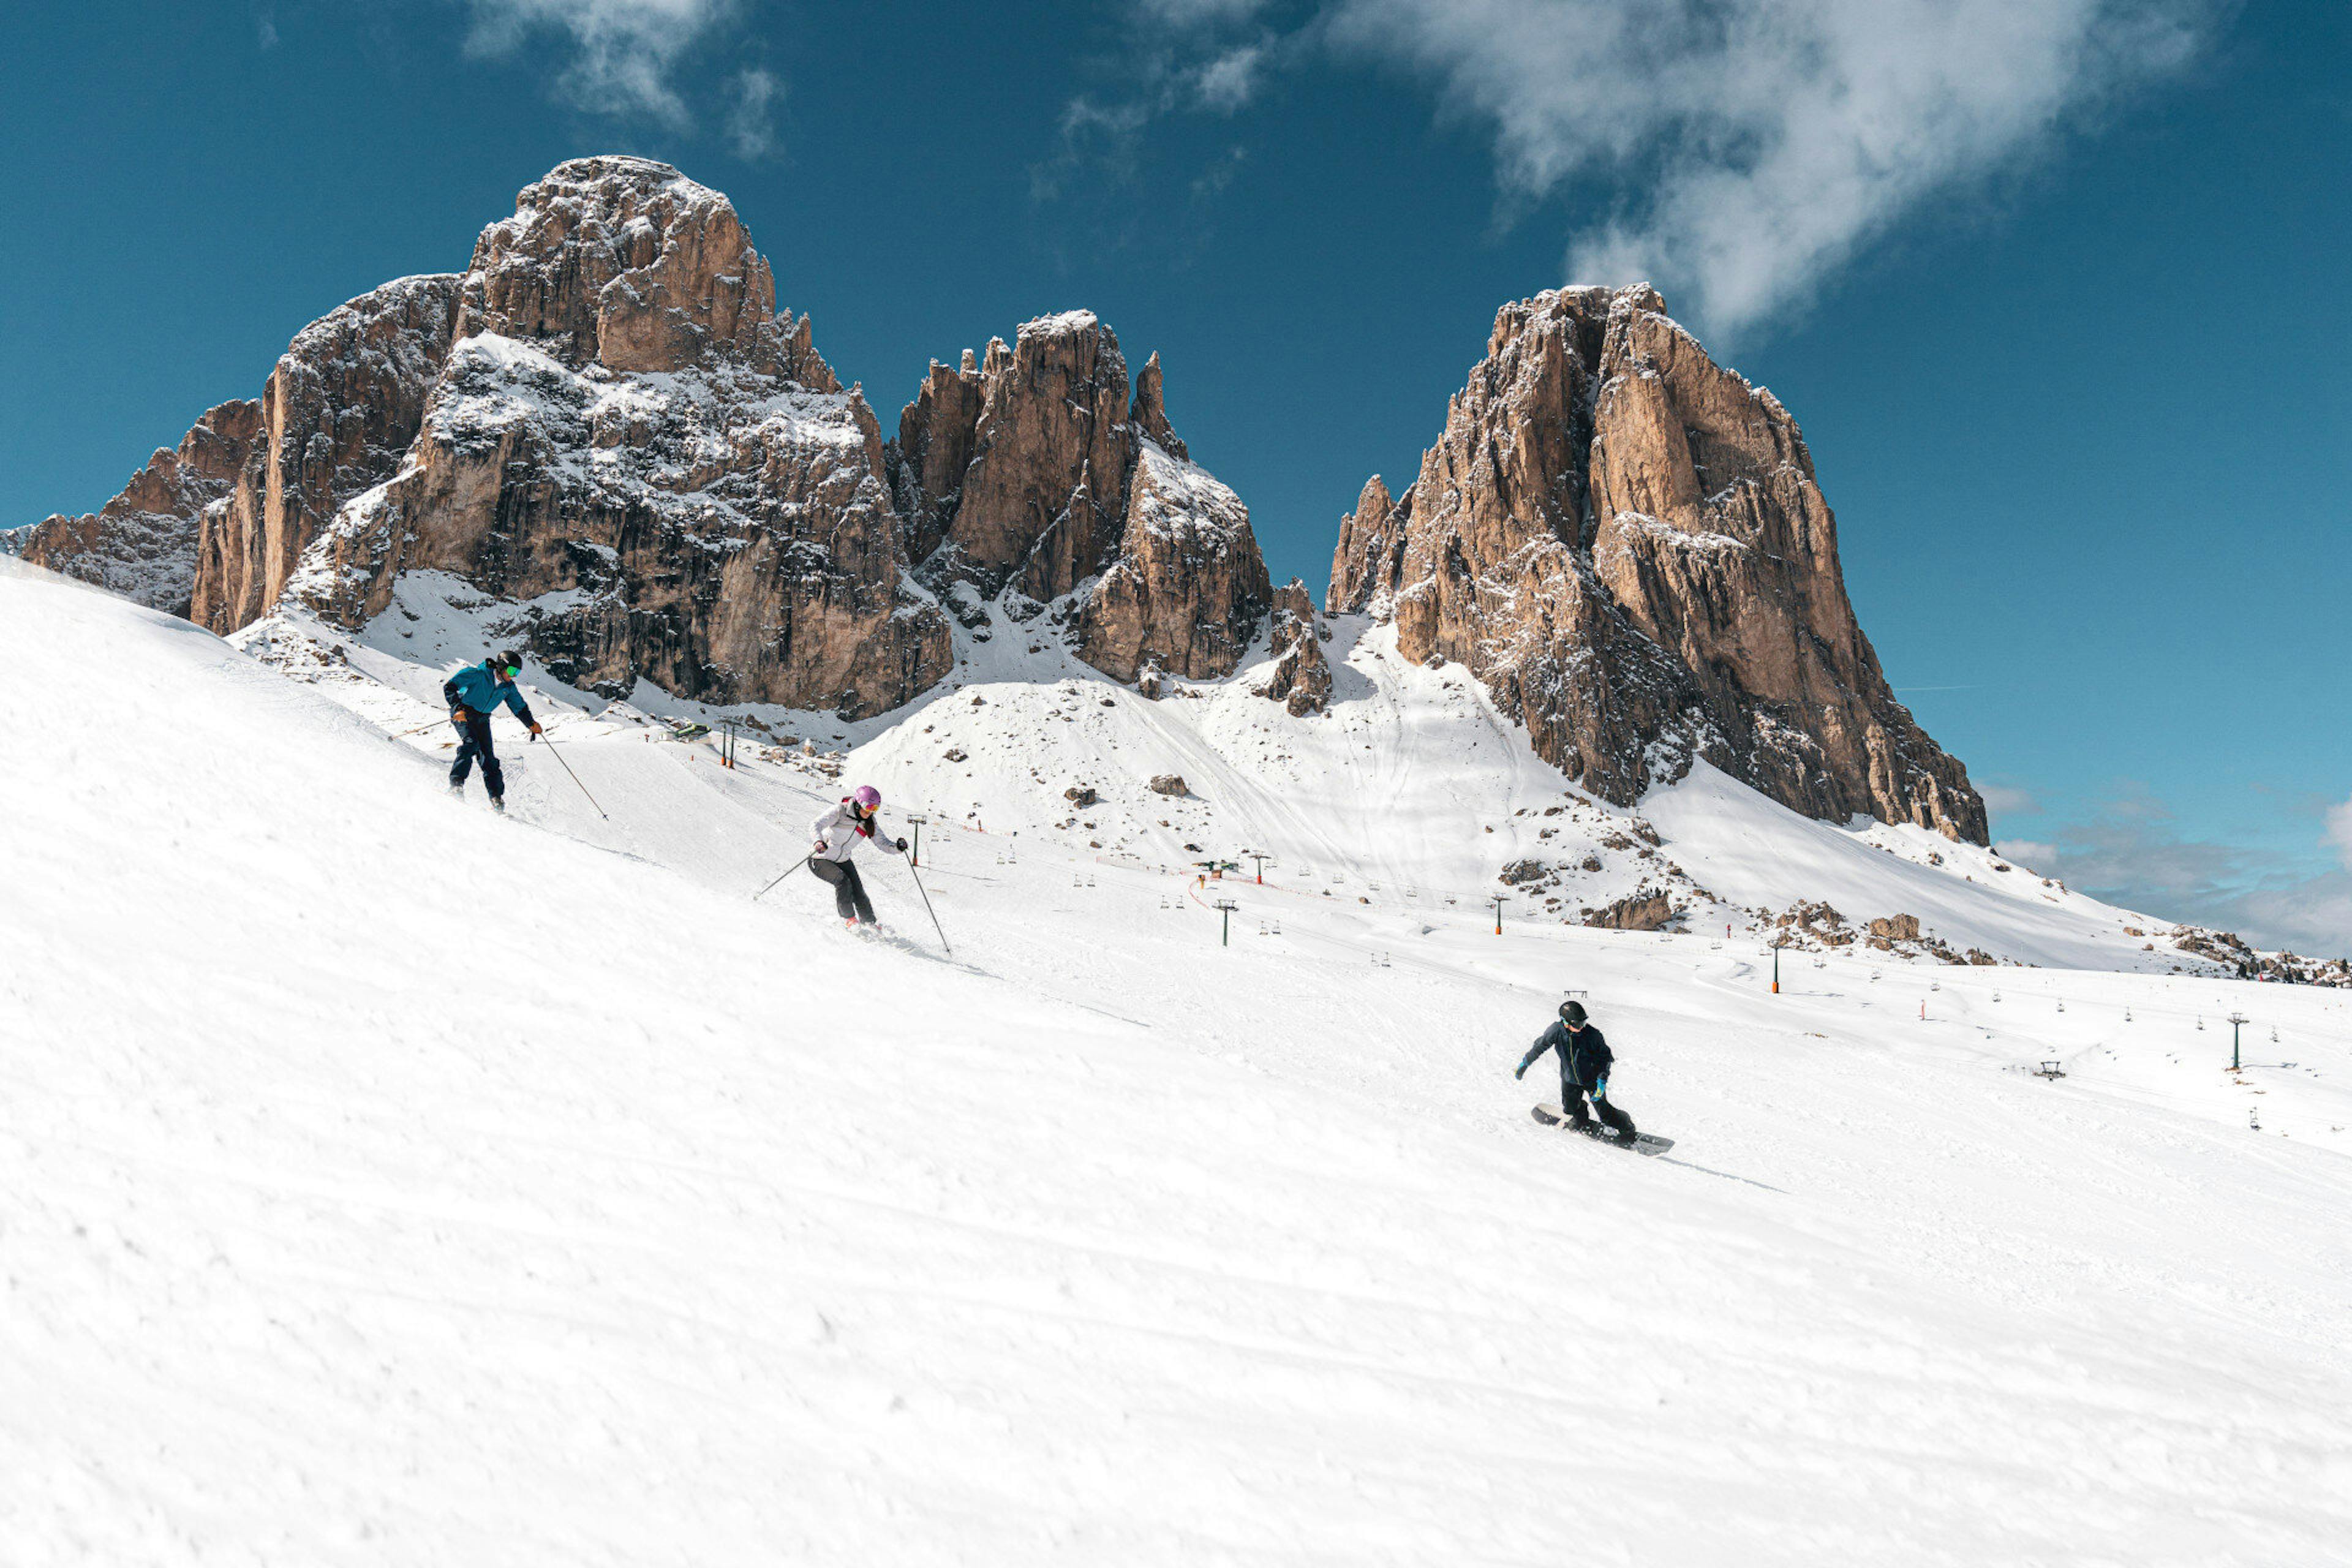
[443,651,541,810]
[1517,1000,1639,1143]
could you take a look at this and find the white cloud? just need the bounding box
[460,0,737,128]
[1994,839,2057,871]
[1196,43,1267,112]
[726,65,781,159]
[1137,0,1275,22]
[1320,0,2209,337]
[2020,786,2352,959]
[2325,796,2352,870]
[1978,782,2043,817]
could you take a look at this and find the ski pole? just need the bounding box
[905,859,951,957]
[753,854,810,901]
[390,717,451,740]
[533,735,608,820]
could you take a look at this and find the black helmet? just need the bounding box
[493,651,523,677]
[1558,999,1588,1026]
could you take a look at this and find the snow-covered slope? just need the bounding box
[7,557,2352,1565]
[240,580,2215,978]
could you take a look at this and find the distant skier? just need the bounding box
[1516,999,1639,1144]
[810,785,907,929]
[443,651,541,812]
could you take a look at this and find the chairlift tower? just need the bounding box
[1213,899,1238,948]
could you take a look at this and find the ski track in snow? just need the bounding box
[5,558,2352,1566]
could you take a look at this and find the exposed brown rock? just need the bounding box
[891,352,987,568]
[1327,475,1403,619]
[293,160,949,717]
[191,274,464,635]
[1129,352,1188,461]
[1077,442,1272,682]
[1585,890,1678,931]
[925,313,1133,605]
[1261,577,1333,716]
[28,157,1280,723]
[886,311,1272,682]
[458,155,823,382]
[1150,774,1189,797]
[1329,285,1987,843]
[16,400,262,613]
[1868,914,1923,941]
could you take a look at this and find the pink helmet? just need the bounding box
[851,785,882,810]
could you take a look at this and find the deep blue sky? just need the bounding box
[3,1,2346,949]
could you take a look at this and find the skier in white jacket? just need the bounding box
[809,784,906,927]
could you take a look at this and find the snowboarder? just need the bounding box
[1516,999,1639,1144]
[443,651,541,812]
[809,785,907,929]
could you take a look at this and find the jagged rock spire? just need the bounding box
[1330,284,1988,843]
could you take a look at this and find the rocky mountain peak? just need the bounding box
[460,155,834,388]
[1330,283,1987,843]
[886,311,1272,684]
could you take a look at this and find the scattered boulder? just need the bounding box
[1585,890,1678,932]
[1063,785,1098,808]
[1150,774,1188,797]
[1499,858,1549,886]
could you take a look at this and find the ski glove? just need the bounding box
[895,837,909,852]
[1592,1077,1608,1101]
[1513,1061,1528,1080]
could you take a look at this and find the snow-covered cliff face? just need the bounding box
[24,156,1272,718]
[192,274,464,636]
[889,314,1273,685]
[1331,285,1987,845]
[13,399,262,614]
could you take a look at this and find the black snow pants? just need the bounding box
[809,857,876,924]
[450,710,504,799]
[1567,1081,1638,1140]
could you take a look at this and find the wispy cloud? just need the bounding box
[1994,839,2058,870]
[459,0,739,129]
[1978,782,2043,817]
[1031,2,1291,215]
[1087,1,2210,339]
[1322,0,2212,338]
[726,64,781,159]
[2325,796,2352,869]
[1196,43,1268,112]
[258,9,279,50]
[2018,785,2352,958]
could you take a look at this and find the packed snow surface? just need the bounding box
[6,558,2352,1564]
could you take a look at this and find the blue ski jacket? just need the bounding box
[1520,1020,1613,1089]
[444,660,536,725]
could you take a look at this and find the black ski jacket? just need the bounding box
[1521,1021,1613,1088]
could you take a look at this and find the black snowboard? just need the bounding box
[1531,1102,1675,1156]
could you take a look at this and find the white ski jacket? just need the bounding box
[810,801,904,864]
